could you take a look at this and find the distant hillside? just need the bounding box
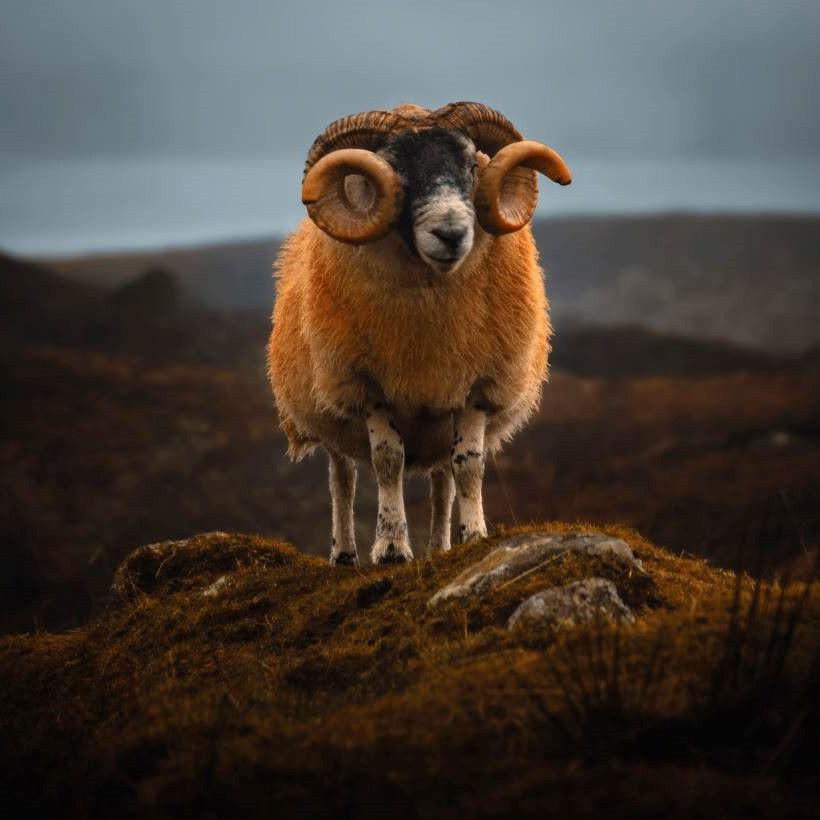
[7,248,807,380]
[0,252,268,369]
[44,214,820,353]
[551,322,787,377]
[48,237,281,310]
[533,214,820,353]
[0,252,102,349]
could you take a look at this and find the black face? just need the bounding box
[381,128,478,272]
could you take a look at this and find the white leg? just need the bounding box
[429,467,455,552]
[328,449,358,566]
[452,406,488,544]
[367,402,413,564]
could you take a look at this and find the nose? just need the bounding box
[431,225,467,253]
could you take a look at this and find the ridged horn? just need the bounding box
[301,148,404,245]
[433,101,525,156]
[474,140,572,235]
[304,110,405,176]
[434,101,572,235]
[302,108,427,244]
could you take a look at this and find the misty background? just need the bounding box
[1,0,819,255]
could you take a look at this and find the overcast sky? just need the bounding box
[3,0,820,160]
[2,0,819,254]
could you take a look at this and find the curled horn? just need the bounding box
[435,101,572,235]
[302,110,414,245]
[302,149,404,245]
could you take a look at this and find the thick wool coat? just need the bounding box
[267,217,550,472]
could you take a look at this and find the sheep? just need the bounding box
[267,101,572,565]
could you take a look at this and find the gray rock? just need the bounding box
[428,530,641,607]
[109,531,291,604]
[202,575,231,597]
[507,578,635,630]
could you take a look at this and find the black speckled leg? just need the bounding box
[367,403,413,564]
[429,467,455,552]
[452,406,488,544]
[328,449,358,566]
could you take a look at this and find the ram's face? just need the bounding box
[301,102,572,258]
[381,128,478,274]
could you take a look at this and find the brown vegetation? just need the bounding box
[492,368,820,574]
[1,525,817,818]
[3,339,818,634]
[2,241,819,631]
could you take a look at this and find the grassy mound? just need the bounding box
[2,523,818,818]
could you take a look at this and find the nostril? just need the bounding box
[431,226,467,250]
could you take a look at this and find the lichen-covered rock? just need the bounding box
[110,531,297,604]
[507,577,635,630]
[428,531,641,607]
[201,574,232,597]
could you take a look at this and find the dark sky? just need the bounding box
[2,0,819,159]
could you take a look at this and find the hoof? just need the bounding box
[428,540,452,553]
[371,538,413,565]
[458,525,488,545]
[375,551,409,566]
[330,551,358,567]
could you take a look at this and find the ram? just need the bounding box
[268,102,571,565]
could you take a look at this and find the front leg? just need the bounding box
[429,467,455,552]
[327,448,358,566]
[452,406,488,544]
[367,402,413,564]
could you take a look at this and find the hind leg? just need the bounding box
[367,402,413,564]
[328,448,358,566]
[452,406,488,544]
[429,467,455,552]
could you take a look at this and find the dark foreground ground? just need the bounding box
[1,524,818,818]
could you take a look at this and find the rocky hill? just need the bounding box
[1,524,818,818]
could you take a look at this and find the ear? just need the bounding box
[475,151,490,170]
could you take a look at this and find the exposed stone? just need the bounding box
[507,578,635,630]
[110,531,294,604]
[202,575,231,598]
[428,530,642,607]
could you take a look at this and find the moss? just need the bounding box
[1,522,818,818]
